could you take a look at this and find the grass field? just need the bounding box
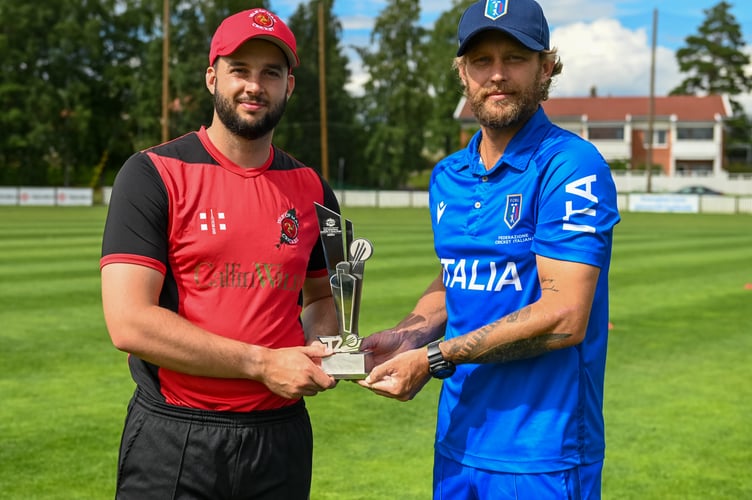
[0,206,750,499]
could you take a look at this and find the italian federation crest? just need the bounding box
[504,194,522,229]
[485,0,509,20]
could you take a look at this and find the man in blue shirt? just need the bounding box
[359,0,620,498]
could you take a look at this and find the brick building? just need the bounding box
[454,95,732,176]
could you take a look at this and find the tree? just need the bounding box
[167,0,267,140]
[669,1,752,146]
[120,0,267,152]
[273,0,366,187]
[356,0,431,188]
[0,0,269,187]
[0,0,137,186]
[422,0,474,159]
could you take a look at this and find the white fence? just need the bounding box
[618,193,752,214]
[337,189,752,214]
[5,183,752,215]
[0,187,94,206]
[612,171,752,195]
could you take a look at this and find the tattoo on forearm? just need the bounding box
[445,305,571,364]
[470,333,571,363]
[541,278,559,292]
[506,306,532,323]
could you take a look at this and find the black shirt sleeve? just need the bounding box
[101,151,169,267]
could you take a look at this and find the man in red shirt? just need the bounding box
[101,8,339,499]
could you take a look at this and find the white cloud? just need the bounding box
[340,14,376,32]
[550,18,681,97]
[284,0,752,113]
[538,0,620,24]
[419,0,454,16]
[345,69,370,96]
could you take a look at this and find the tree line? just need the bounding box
[1,0,749,189]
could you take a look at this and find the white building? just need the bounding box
[455,94,732,177]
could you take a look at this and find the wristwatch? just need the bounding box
[427,340,455,379]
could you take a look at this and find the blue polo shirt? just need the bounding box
[429,107,620,473]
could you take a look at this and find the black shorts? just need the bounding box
[115,389,313,500]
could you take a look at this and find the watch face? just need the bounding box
[433,366,455,379]
[430,360,455,379]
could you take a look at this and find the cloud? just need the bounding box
[340,14,376,32]
[550,18,681,98]
[419,0,454,16]
[539,0,621,25]
[325,0,751,112]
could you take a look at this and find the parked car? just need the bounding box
[675,186,724,195]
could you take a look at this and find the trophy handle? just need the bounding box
[334,261,356,335]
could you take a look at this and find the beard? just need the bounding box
[469,69,547,130]
[213,87,287,140]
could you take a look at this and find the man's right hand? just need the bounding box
[259,343,336,399]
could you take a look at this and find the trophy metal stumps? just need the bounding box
[314,202,373,379]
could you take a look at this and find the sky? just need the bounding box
[270,0,752,110]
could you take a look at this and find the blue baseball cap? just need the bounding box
[457,0,550,55]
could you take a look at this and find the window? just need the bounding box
[588,126,624,140]
[644,130,667,147]
[676,127,714,140]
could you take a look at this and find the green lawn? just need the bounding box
[0,206,750,499]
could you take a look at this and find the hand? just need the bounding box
[260,343,336,399]
[360,328,415,371]
[358,348,431,401]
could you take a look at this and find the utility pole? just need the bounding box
[646,8,657,193]
[161,0,170,143]
[318,1,330,181]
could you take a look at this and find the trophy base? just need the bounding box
[322,352,368,380]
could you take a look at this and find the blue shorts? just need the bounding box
[433,451,603,500]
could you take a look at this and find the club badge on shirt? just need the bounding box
[504,194,522,229]
[277,208,300,247]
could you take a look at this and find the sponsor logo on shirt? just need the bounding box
[193,262,304,291]
[437,201,447,224]
[199,209,226,234]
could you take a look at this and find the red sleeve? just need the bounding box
[100,253,167,275]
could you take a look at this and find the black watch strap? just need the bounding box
[427,340,456,379]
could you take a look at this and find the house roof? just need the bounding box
[454,94,732,123]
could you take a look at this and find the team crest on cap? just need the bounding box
[504,194,522,229]
[277,208,300,247]
[251,9,275,30]
[485,0,509,20]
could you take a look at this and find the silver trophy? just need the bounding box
[314,202,373,379]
